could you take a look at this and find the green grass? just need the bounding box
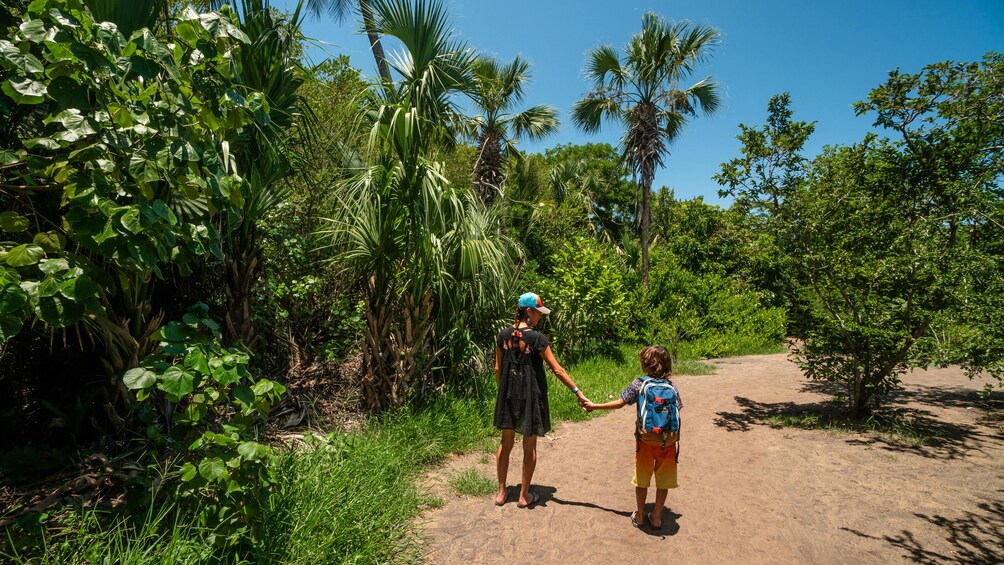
[448,468,496,497]
[764,410,938,447]
[2,503,224,565]
[549,343,715,422]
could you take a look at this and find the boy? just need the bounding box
[585,345,682,529]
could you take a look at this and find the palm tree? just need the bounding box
[207,0,313,346]
[303,0,392,83]
[466,55,559,207]
[324,0,515,410]
[572,13,721,287]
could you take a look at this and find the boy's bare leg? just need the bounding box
[496,429,515,505]
[652,488,668,527]
[519,434,538,505]
[635,486,648,526]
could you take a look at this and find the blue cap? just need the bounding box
[518,292,551,314]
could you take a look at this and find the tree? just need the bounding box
[543,143,636,240]
[323,0,516,410]
[216,0,313,347]
[792,53,1004,417]
[0,0,257,424]
[715,93,815,225]
[714,93,816,314]
[572,13,720,287]
[466,55,558,207]
[303,0,392,83]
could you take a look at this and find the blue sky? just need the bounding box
[279,0,1004,204]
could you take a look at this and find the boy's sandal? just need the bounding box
[517,492,540,509]
[631,512,643,528]
[646,512,662,530]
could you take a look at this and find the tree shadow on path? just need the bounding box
[712,392,995,460]
[535,485,682,537]
[841,493,1004,564]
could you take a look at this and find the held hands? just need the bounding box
[575,390,591,411]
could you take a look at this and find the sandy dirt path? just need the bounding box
[419,353,1004,564]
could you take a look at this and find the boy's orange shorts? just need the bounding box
[632,438,678,489]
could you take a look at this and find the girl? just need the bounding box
[493,292,588,508]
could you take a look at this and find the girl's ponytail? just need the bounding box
[508,306,530,352]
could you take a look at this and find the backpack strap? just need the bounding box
[634,375,649,440]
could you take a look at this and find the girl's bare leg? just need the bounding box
[519,434,538,505]
[496,429,515,505]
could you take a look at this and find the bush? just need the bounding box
[541,238,629,362]
[634,251,786,358]
[124,304,285,546]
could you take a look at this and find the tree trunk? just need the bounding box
[641,174,651,288]
[850,373,869,419]
[361,277,435,412]
[472,130,503,207]
[626,102,662,289]
[359,0,391,84]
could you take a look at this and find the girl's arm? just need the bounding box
[540,345,588,404]
[495,346,503,387]
[585,398,626,412]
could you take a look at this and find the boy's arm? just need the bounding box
[585,398,626,412]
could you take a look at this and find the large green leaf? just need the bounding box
[35,294,84,326]
[18,19,47,42]
[0,314,24,342]
[3,77,47,104]
[0,211,29,233]
[158,366,195,400]
[3,244,44,267]
[33,231,66,253]
[198,457,226,481]
[0,284,28,315]
[0,39,44,74]
[123,367,157,390]
[120,208,142,234]
[50,109,98,142]
[237,441,270,462]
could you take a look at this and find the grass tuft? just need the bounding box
[448,468,496,497]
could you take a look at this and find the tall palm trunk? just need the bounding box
[473,130,503,207]
[360,0,391,83]
[640,168,652,287]
[628,102,663,288]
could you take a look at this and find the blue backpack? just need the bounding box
[636,376,681,451]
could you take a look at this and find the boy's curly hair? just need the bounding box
[639,345,672,379]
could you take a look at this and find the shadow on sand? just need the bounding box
[526,484,682,537]
[841,493,1004,564]
[711,381,1003,460]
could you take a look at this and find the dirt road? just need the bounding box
[420,354,1004,564]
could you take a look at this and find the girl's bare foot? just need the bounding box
[494,488,507,506]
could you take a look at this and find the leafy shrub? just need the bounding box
[635,251,785,358]
[124,304,285,545]
[541,237,629,361]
